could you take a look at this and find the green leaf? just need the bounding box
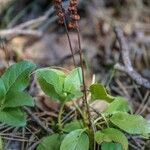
[60,129,89,150]
[36,68,65,101]
[110,112,150,136]
[90,83,114,103]
[37,134,63,150]
[101,142,122,150]
[36,68,65,94]
[0,79,5,101]
[64,68,83,99]
[0,61,35,127]
[37,76,63,100]
[1,60,36,93]
[64,120,84,132]
[95,128,128,150]
[0,136,2,150]
[104,97,129,114]
[0,108,26,127]
[3,92,34,108]
[36,68,83,101]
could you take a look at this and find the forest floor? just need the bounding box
[0,0,150,149]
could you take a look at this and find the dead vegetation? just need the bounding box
[0,0,150,149]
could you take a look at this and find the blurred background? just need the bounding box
[0,0,150,149]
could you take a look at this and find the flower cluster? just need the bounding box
[53,0,80,29]
[68,0,80,29]
[53,0,65,25]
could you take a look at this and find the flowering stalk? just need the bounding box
[53,0,92,130]
[68,0,80,29]
[68,0,92,128]
[53,0,76,67]
[53,0,65,25]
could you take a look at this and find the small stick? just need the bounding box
[24,107,53,134]
[114,27,150,89]
[0,29,42,38]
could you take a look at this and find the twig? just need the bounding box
[0,6,53,38]
[13,6,54,29]
[4,127,19,149]
[114,27,150,89]
[14,17,46,29]
[0,29,42,38]
[24,107,53,134]
[138,92,150,115]
[28,140,41,150]
[21,128,25,150]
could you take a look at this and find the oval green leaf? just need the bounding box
[3,92,34,108]
[60,129,89,150]
[0,79,5,101]
[104,97,129,114]
[64,68,83,100]
[90,83,114,103]
[37,134,63,150]
[110,112,150,136]
[95,128,128,150]
[36,68,65,101]
[1,60,36,93]
[0,108,26,127]
[63,120,84,133]
[101,142,122,150]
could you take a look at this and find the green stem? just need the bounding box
[88,129,95,150]
[101,113,109,128]
[58,101,65,131]
[73,101,85,120]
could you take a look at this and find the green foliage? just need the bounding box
[90,83,150,149]
[0,79,5,101]
[0,60,36,126]
[60,129,89,150]
[0,108,26,127]
[3,92,34,108]
[36,67,83,102]
[95,128,128,150]
[101,142,122,150]
[110,112,150,136]
[64,68,83,100]
[63,120,84,133]
[36,68,65,101]
[90,83,114,103]
[1,60,36,92]
[104,97,129,114]
[35,79,150,150]
[0,136,2,150]
[0,63,148,150]
[37,134,63,150]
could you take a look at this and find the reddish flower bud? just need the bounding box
[71,14,80,21]
[68,22,76,29]
[70,1,77,6]
[58,19,64,25]
[68,6,77,12]
[57,11,64,18]
[53,0,65,26]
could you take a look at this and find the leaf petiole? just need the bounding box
[58,101,65,132]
